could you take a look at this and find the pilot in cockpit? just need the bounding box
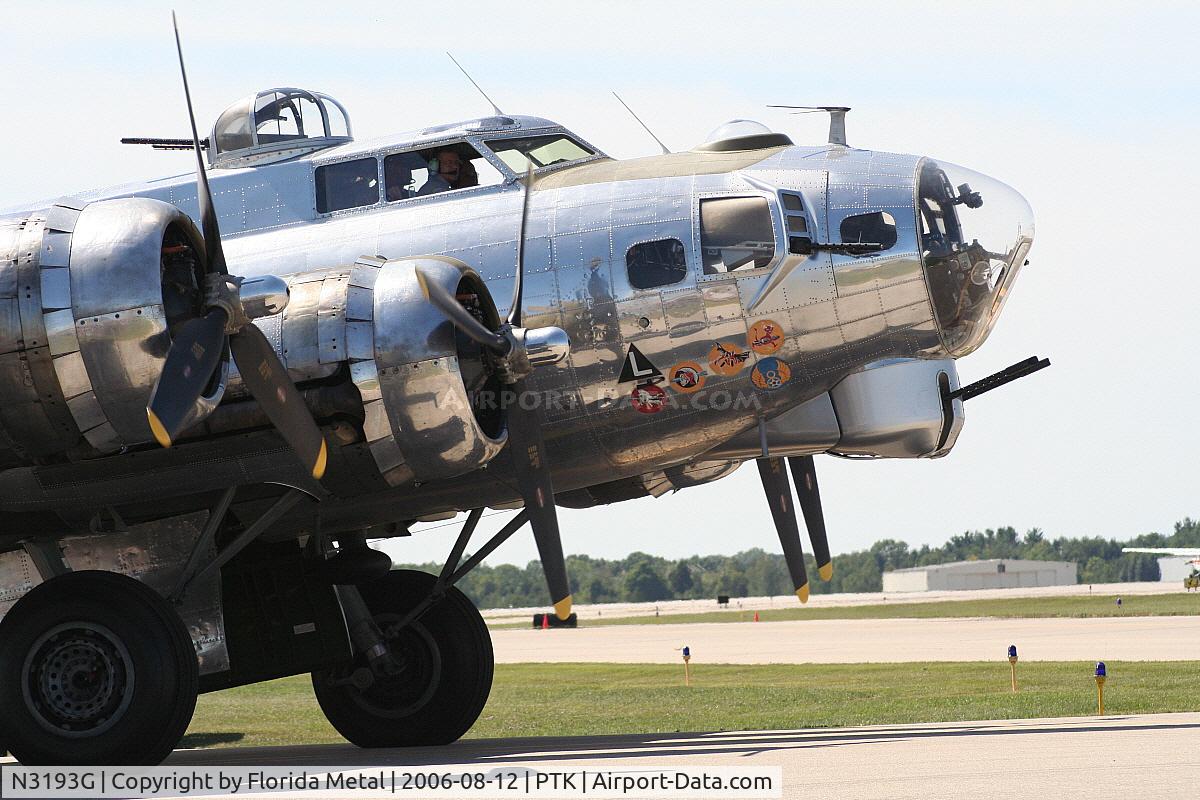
[418,149,463,196]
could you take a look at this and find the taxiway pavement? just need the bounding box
[481,581,1187,623]
[166,712,1200,799]
[490,615,1200,663]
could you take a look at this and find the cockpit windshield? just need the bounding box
[484,134,594,172]
[918,159,1034,356]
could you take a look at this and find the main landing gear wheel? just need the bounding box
[312,569,494,747]
[0,570,199,765]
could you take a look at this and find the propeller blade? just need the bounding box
[414,266,510,354]
[756,458,810,603]
[171,12,227,277]
[229,324,327,480]
[506,161,535,327]
[499,161,568,616]
[147,307,228,447]
[507,376,571,619]
[789,455,832,580]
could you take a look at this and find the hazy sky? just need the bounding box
[1,1,1197,568]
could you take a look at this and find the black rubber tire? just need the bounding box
[312,569,493,747]
[0,570,199,765]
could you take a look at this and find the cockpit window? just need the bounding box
[315,157,379,214]
[840,211,897,253]
[383,143,500,202]
[485,135,594,171]
[700,197,776,274]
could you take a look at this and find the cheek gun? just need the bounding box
[945,356,1050,403]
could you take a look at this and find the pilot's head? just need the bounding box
[435,149,461,184]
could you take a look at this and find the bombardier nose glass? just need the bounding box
[918,159,1034,356]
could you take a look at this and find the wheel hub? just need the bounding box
[348,616,441,718]
[23,623,135,737]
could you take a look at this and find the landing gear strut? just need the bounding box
[0,571,199,765]
[312,569,493,747]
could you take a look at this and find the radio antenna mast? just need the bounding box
[447,52,504,116]
[612,92,670,155]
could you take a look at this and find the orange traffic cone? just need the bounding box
[541,613,550,630]
[753,611,760,622]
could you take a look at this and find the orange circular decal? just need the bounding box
[667,361,707,393]
[751,357,792,390]
[748,319,785,355]
[708,342,751,376]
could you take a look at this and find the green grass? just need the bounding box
[488,593,1200,629]
[183,661,1200,750]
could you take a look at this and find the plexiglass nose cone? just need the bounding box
[917,158,1034,356]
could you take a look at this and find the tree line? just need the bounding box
[394,517,1200,610]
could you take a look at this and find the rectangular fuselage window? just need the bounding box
[315,157,380,214]
[700,196,776,274]
[780,191,811,254]
[840,211,898,253]
[627,238,688,290]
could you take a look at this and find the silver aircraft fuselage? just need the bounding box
[0,111,1034,535]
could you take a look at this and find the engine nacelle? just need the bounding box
[0,201,506,483]
[0,198,209,458]
[345,255,508,485]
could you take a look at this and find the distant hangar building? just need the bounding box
[882,559,1077,592]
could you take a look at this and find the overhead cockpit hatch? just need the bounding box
[209,88,353,168]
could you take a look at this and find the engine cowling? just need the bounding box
[0,198,210,459]
[0,199,508,484]
[345,255,508,485]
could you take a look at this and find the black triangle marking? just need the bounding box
[618,343,662,384]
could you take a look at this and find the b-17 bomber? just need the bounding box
[0,21,1044,765]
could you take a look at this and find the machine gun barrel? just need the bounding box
[949,356,1050,402]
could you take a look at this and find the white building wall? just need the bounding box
[883,560,1077,592]
[881,570,929,592]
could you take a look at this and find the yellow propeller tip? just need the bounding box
[818,563,833,581]
[414,268,430,299]
[311,439,328,480]
[147,409,172,448]
[553,595,573,621]
[796,584,810,604]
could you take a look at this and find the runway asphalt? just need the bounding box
[481,581,1182,623]
[490,615,1200,663]
[163,712,1200,799]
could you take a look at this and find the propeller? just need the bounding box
[756,454,834,601]
[146,14,327,480]
[756,458,810,602]
[789,455,832,581]
[417,164,573,619]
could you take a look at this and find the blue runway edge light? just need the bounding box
[682,646,690,658]
[1008,645,1017,658]
[1095,661,1106,677]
